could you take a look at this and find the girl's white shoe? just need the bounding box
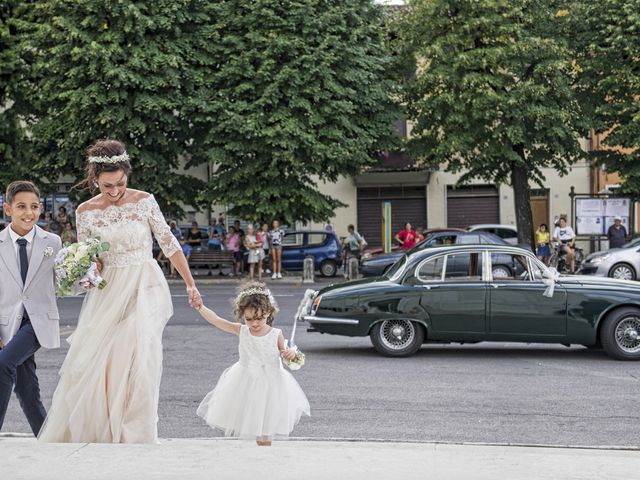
[277,273,282,279]
[272,273,277,279]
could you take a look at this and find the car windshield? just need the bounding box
[384,254,408,279]
[620,237,640,249]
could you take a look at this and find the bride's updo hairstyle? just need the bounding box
[74,139,133,193]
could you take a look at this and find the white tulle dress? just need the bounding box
[197,325,310,439]
[38,194,180,443]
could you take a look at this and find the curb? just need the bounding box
[166,276,339,286]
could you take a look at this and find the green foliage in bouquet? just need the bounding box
[55,239,110,297]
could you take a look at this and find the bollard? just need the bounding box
[303,256,315,284]
[347,257,360,280]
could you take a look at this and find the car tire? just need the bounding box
[600,307,640,360]
[492,265,512,278]
[319,260,338,277]
[608,263,636,281]
[370,319,425,357]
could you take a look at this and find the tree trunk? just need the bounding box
[511,147,535,251]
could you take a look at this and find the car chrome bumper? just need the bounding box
[302,315,360,325]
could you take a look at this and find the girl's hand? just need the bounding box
[281,348,296,361]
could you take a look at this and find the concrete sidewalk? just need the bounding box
[2,436,638,480]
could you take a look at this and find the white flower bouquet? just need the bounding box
[54,238,110,297]
[283,340,306,371]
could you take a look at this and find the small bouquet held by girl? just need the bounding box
[54,237,110,297]
[195,283,310,446]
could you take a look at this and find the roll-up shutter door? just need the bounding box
[357,187,426,247]
[446,185,499,228]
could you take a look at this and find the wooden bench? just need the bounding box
[188,250,235,275]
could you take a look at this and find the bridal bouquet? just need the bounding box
[54,238,110,297]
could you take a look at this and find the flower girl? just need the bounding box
[196,283,310,445]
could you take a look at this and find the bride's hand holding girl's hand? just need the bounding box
[187,285,203,310]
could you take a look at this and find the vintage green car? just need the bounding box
[303,244,640,360]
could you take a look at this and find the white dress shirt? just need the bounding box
[8,224,36,268]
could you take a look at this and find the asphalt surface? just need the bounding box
[4,283,640,447]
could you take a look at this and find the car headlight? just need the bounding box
[589,253,612,264]
[362,252,372,260]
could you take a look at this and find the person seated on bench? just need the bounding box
[168,238,191,278]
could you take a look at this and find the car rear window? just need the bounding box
[282,233,303,247]
[307,233,327,246]
[458,234,481,244]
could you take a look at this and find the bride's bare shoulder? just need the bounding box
[128,189,152,202]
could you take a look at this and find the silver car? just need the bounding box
[582,238,640,280]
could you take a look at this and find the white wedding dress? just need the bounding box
[197,325,310,439]
[38,194,180,443]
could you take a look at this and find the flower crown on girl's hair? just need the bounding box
[234,286,277,310]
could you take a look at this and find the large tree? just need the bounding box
[15,0,211,215]
[571,0,640,198]
[0,0,31,191]
[189,0,400,225]
[397,0,587,245]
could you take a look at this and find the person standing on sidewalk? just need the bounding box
[269,220,285,279]
[244,224,264,282]
[395,222,418,251]
[260,223,271,275]
[0,180,62,436]
[343,224,365,268]
[607,216,628,249]
[226,226,242,277]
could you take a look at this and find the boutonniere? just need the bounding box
[44,247,54,258]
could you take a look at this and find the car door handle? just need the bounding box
[490,284,500,288]
[419,284,439,290]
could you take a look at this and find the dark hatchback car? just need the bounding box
[360,231,520,277]
[304,244,640,360]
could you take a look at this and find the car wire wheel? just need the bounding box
[614,316,640,354]
[380,319,415,351]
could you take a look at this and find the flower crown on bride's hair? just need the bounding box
[88,152,130,164]
[234,286,277,309]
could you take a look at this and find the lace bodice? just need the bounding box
[238,326,283,372]
[76,195,180,268]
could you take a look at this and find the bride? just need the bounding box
[38,139,202,443]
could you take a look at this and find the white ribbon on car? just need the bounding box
[542,268,560,298]
[290,289,316,347]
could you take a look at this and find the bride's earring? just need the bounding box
[94,182,99,188]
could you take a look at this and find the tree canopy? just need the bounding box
[571,0,640,199]
[396,0,587,243]
[13,0,211,215]
[190,0,400,224]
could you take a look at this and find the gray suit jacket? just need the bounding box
[0,225,62,349]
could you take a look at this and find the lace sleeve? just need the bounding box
[76,212,91,242]
[147,195,181,257]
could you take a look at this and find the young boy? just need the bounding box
[0,180,62,436]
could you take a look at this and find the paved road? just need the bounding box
[4,284,640,446]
